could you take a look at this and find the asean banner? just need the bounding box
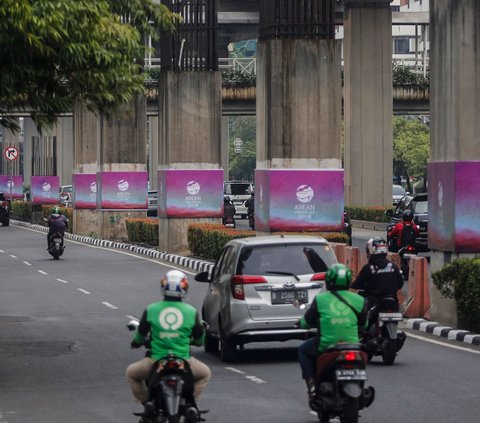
[255,169,344,232]
[0,176,24,199]
[72,173,97,209]
[31,176,59,205]
[97,172,148,209]
[158,169,223,217]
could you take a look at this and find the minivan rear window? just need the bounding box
[237,244,337,276]
[225,183,251,196]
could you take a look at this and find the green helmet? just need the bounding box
[325,263,352,291]
[52,206,61,214]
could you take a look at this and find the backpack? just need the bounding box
[401,223,416,247]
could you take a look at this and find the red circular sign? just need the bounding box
[4,146,19,161]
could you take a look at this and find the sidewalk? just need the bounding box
[11,219,480,348]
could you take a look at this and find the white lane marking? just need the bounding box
[38,270,47,275]
[224,367,245,375]
[126,315,138,321]
[407,332,480,355]
[77,288,91,295]
[102,302,119,310]
[23,261,32,266]
[245,375,267,384]
[0,249,4,252]
[56,278,69,284]
[9,254,17,258]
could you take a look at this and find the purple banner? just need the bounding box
[429,161,480,252]
[97,172,148,209]
[255,169,344,232]
[0,175,24,199]
[73,174,97,209]
[31,176,59,205]
[158,169,223,217]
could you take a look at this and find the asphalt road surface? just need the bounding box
[1,224,479,423]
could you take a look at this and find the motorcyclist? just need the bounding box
[245,190,254,216]
[126,270,211,411]
[388,210,419,252]
[297,263,367,411]
[47,206,68,248]
[222,195,236,226]
[351,237,404,331]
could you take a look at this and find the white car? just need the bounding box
[194,235,338,362]
[392,184,407,206]
[223,181,253,219]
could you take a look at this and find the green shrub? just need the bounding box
[10,200,32,220]
[345,206,390,223]
[143,220,159,246]
[126,218,145,243]
[125,218,159,246]
[187,223,349,262]
[432,258,480,332]
[42,205,73,224]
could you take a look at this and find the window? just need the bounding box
[394,37,411,54]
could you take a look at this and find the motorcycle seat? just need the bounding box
[326,343,363,352]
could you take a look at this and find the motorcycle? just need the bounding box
[127,319,206,423]
[0,193,10,226]
[293,301,375,423]
[362,296,406,365]
[222,215,236,228]
[48,232,65,260]
[398,244,417,280]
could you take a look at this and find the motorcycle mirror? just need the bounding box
[127,320,139,331]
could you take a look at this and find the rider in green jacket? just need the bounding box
[126,270,211,409]
[298,263,367,410]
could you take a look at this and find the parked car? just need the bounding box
[0,192,10,226]
[223,181,253,219]
[194,235,338,361]
[392,184,407,206]
[59,185,73,206]
[386,193,428,252]
[147,190,158,216]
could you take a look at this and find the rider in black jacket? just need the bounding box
[350,237,404,329]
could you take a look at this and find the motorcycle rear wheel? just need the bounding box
[167,415,180,423]
[382,340,397,365]
[340,397,359,423]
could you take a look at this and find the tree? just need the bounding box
[0,0,178,133]
[228,116,256,181]
[393,116,430,192]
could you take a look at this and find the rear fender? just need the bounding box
[341,382,363,398]
[383,322,398,339]
[160,377,184,416]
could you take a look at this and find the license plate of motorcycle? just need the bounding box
[271,289,308,305]
[378,312,403,321]
[335,369,368,381]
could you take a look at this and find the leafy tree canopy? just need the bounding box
[228,116,256,181]
[0,0,179,132]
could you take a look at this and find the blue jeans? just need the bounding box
[298,337,318,380]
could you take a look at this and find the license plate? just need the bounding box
[271,289,308,305]
[335,369,368,381]
[378,312,403,321]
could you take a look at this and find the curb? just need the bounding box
[351,220,389,232]
[12,220,215,274]
[407,318,480,346]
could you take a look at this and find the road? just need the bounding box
[1,224,479,423]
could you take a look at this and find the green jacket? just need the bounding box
[300,290,367,352]
[134,300,205,360]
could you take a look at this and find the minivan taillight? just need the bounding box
[310,272,326,281]
[230,275,267,300]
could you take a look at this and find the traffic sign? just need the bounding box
[4,146,19,161]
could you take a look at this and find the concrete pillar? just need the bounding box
[429,0,480,325]
[343,0,393,207]
[158,71,222,254]
[73,96,147,239]
[221,116,229,180]
[257,39,342,170]
[148,115,159,190]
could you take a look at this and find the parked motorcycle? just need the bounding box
[398,244,417,280]
[313,343,375,423]
[48,232,65,260]
[362,296,406,365]
[0,193,10,226]
[127,319,206,423]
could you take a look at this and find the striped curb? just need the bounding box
[12,219,215,274]
[407,318,480,346]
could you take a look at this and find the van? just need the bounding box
[223,181,253,219]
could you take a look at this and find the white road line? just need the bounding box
[102,302,119,310]
[9,254,17,258]
[0,249,4,253]
[77,288,91,295]
[245,375,267,384]
[407,332,480,354]
[56,278,69,284]
[38,270,47,275]
[23,261,32,266]
[224,367,246,375]
[126,315,138,321]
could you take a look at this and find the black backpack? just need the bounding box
[401,223,416,247]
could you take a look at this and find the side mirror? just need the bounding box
[194,271,211,283]
[127,319,139,331]
[385,209,393,217]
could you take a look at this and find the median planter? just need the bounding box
[222,86,256,100]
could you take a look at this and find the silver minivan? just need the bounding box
[223,181,253,219]
[195,235,338,362]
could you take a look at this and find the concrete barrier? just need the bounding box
[402,256,430,318]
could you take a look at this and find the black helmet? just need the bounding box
[402,210,413,222]
[325,263,352,291]
[224,196,230,204]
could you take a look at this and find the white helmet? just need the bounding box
[366,237,388,258]
[161,270,189,299]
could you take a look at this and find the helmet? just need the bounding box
[224,196,230,204]
[52,206,61,215]
[366,237,388,258]
[325,263,352,291]
[402,210,413,222]
[161,270,189,299]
